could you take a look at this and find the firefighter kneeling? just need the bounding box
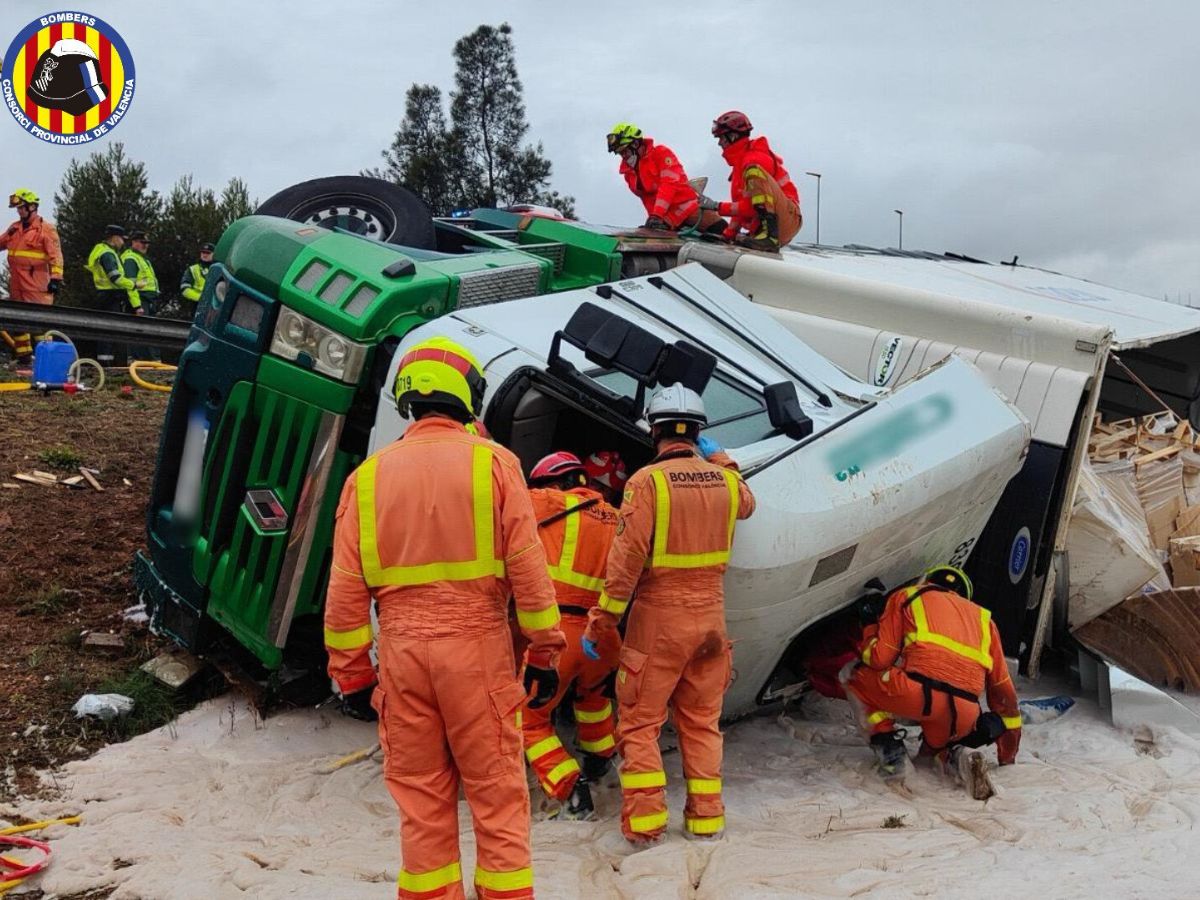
[522,451,621,820]
[842,565,1022,799]
[584,384,756,844]
[324,336,565,900]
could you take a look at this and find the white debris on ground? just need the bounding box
[12,680,1200,900]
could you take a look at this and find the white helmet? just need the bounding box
[645,382,707,427]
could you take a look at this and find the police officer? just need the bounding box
[121,231,160,362]
[180,242,214,305]
[86,225,140,365]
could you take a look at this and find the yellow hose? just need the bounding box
[128,360,176,392]
[0,383,31,392]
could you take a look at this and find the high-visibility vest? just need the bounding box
[182,262,207,301]
[648,467,740,569]
[901,586,994,670]
[121,249,159,293]
[545,495,606,596]
[356,443,505,587]
[86,242,124,290]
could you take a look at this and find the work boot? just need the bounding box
[870,729,909,777]
[581,752,611,782]
[944,747,996,801]
[737,209,781,252]
[562,778,595,821]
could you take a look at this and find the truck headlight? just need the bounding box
[270,308,367,384]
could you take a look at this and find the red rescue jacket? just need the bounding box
[619,139,700,228]
[718,135,799,224]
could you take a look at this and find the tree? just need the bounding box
[53,142,162,308]
[372,23,575,217]
[365,84,459,215]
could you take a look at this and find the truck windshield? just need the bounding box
[589,369,774,449]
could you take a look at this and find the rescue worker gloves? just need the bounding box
[523,664,560,709]
[697,194,720,211]
[856,578,888,627]
[607,122,643,153]
[339,687,378,721]
[581,636,601,661]
[643,215,669,230]
[997,727,1021,765]
[924,564,974,600]
[696,435,721,460]
[48,279,61,294]
[393,336,487,421]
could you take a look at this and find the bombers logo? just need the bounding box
[1,11,135,145]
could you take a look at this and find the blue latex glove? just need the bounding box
[581,636,601,661]
[697,435,721,459]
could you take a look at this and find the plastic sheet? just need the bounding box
[71,693,134,721]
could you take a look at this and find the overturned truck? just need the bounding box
[135,178,1029,715]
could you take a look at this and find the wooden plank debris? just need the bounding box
[78,467,104,492]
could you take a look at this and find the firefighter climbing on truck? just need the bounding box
[608,123,726,235]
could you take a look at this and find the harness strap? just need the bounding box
[908,670,980,749]
[537,496,599,529]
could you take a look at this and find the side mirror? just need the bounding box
[765,381,813,440]
[557,301,665,381]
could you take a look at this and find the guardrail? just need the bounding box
[0,302,193,350]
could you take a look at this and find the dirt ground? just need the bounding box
[0,387,171,800]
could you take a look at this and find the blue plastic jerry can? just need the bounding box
[32,339,78,384]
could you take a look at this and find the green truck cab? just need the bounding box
[135,203,621,679]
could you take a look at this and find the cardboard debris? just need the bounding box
[1067,459,1166,629]
[1170,536,1200,588]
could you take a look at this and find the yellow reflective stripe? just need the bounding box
[545,757,581,786]
[686,778,721,795]
[598,591,629,615]
[579,734,615,753]
[867,711,893,725]
[324,623,373,650]
[474,866,533,891]
[620,770,667,790]
[525,735,564,763]
[629,810,669,833]
[359,446,504,587]
[750,195,768,204]
[573,702,613,724]
[515,709,522,729]
[516,604,561,631]
[649,469,739,569]
[861,637,877,664]
[685,815,725,834]
[10,249,48,259]
[905,597,993,668]
[1001,715,1023,730]
[546,496,605,593]
[398,860,462,892]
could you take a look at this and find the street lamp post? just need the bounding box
[805,171,822,245]
[894,209,904,250]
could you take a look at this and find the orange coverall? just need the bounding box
[522,486,620,800]
[848,585,1022,763]
[718,135,802,245]
[0,213,63,359]
[619,139,701,229]
[325,415,566,900]
[586,441,756,840]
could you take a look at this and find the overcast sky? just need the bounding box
[4,1,1199,302]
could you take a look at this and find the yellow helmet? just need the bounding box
[8,188,39,207]
[924,564,973,600]
[606,122,643,153]
[392,336,487,421]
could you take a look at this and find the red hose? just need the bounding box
[0,834,52,881]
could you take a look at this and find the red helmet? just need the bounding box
[530,451,586,484]
[712,110,752,140]
[582,450,628,493]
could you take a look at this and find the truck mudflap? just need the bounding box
[134,549,206,652]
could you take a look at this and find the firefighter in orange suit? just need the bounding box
[843,565,1022,793]
[522,451,621,819]
[324,336,566,900]
[583,383,756,844]
[708,111,801,251]
[608,123,725,234]
[1,189,63,364]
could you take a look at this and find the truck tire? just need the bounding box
[256,175,436,250]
